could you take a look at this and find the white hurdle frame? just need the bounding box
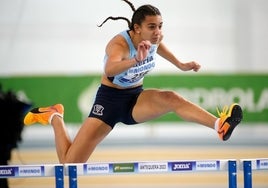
[66,159,237,188]
[0,164,64,188]
[3,158,267,188]
[240,158,268,188]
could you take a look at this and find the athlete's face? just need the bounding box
[137,15,163,44]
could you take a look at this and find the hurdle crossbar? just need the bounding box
[240,158,268,188]
[66,159,237,188]
[0,164,64,188]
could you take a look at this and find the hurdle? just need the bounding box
[66,159,237,188]
[0,164,64,188]
[2,158,267,187]
[240,158,268,188]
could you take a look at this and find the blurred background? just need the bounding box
[0,0,268,187]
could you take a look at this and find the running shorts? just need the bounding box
[88,84,143,128]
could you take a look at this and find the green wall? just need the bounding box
[1,74,267,124]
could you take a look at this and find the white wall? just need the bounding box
[0,0,267,76]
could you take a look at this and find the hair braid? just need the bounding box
[97,16,131,28]
[98,0,161,31]
[98,0,135,29]
[122,0,136,12]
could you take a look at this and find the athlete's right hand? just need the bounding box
[135,40,151,62]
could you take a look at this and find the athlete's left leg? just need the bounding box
[132,89,242,141]
[132,89,216,128]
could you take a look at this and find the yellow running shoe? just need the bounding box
[217,103,243,141]
[24,104,64,125]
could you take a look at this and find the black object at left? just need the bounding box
[0,84,32,188]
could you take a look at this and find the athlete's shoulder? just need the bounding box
[106,32,128,49]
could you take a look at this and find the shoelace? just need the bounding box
[216,106,229,118]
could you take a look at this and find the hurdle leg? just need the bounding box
[55,165,64,188]
[228,160,237,188]
[243,161,252,188]
[68,165,77,188]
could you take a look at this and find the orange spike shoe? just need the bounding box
[217,103,243,141]
[24,104,64,125]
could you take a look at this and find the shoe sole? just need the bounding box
[223,104,243,141]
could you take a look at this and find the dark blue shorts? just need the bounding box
[88,84,143,129]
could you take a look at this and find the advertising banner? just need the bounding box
[0,74,267,123]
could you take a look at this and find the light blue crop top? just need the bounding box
[104,30,158,88]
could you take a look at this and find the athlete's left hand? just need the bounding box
[181,61,201,72]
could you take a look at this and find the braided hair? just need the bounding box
[98,0,161,31]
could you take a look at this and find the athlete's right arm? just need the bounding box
[104,35,137,77]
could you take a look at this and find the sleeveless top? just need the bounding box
[104,30,158,88]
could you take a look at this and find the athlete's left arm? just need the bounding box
[157,42,201,72]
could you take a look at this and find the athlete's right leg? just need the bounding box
[24,104,112,163]
[51,116,112,163]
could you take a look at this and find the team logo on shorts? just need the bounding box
[92,104,104,116]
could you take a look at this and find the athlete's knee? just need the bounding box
[160,90,186,104]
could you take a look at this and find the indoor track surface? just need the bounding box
[7,146,268,188]
[6,124,268,188]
